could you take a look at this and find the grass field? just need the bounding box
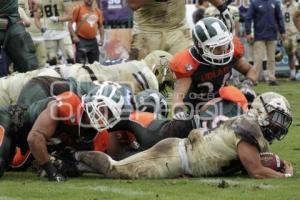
[1,80,300,200]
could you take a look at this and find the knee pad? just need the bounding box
[48,58,57,66]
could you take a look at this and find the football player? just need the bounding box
[18,0,47,68]
[282,0,298,80]
[0,81,128,180]
[204,3,240,36]
[170,17,257,120]
[74,92,294,179]
[0,50,173,106]
[34,0,74,65]
[128,0,235,60]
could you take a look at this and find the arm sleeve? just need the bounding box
[169,50,198,79]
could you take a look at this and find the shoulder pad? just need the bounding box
[233,116,267,152]
[233,36,245,59]
[56,91,83,125]
[170,49,199,79]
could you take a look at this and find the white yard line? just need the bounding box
[68,185,153,196]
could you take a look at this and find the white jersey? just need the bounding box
[40,0,70,31]
[77,115,270,179]
[0,61,158,106]
[186,116,269,176]
[282,2,298,36]
[18,0,44,40]
[204,5,240,22]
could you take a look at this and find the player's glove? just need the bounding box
[41,161,66,182]
[240,78,256,103]
[173,107,189,120]
[217,3,234,33]
[49,16,59,23]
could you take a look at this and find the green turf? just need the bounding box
[1,80,300,200]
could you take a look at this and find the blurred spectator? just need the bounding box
[282,0,298,80]
[69,0,104,64]
[34,0,74,65]
[0,0,38,73]
[292,1,300,74]
[18,0,47,68]
[97,0,133,29]
[245,0,286,86]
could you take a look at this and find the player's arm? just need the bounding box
[293,10,300,33]
[127,0,153,10]
[238,141,293,178]
[97,10,105,46]
[27,101,57,165]
[33,5,43,31]
[172,77,192,116]
[27,101,64,181]
[234,58,257,83]
[59,1,73,22]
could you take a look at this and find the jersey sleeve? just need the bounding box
[233,116,269,152]
[233,36,245,59]
[56,91,83,125]
[169,49,199,79]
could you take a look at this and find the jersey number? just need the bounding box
[44,4,59,17]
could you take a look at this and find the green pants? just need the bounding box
[0,22,38,72]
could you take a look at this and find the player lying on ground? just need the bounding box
[6,84,247,181]
[0,50,173,106]
[74,92,294,179]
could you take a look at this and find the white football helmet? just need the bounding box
[192,17,234,65]
[81,81,125,132]
[249,92,292,142]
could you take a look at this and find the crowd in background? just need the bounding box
[1,0,300,84]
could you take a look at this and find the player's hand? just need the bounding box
[246,34,254,44]
[98,40,104,46]
[282,160,293,176]
[49,16,59,23]
[240,78,256,103]
[72,35,80,43]
[281,33,288,41]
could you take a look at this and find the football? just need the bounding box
[260,152,284,172]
